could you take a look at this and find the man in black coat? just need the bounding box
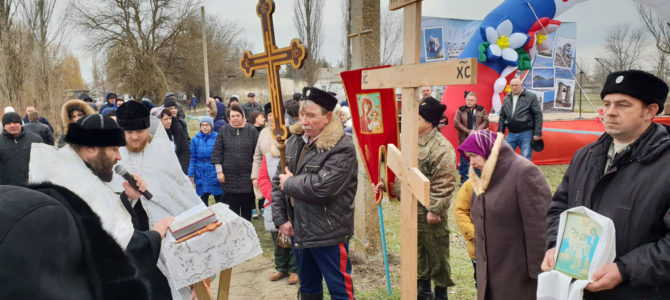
[22,105,54,132]
[23,111,54,145]
[542,70,670,299]
[0,112,42,186]
[272,88,357,300]
[0,185,150,300]
[24,114,174,300]
[498,77,543,160]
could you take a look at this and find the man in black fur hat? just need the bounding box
[272,87,357,300]
[1,114,174,299]
[543,70,670,298]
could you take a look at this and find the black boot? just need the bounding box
[297,291,324,300]
[434,286,448,300]
[417,279,433,300]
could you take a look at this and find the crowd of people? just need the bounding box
[1,69,669,300]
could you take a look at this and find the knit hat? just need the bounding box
[419,97,447,127]
[165,92,175,99]
[65,114,126,147]
[4,106,15,113]
[601,70,669,114]
[2,112,21,127]
[293,93,303,101]
[199,116,214,128]
[116,101,150,131]
[79,93,93,102]
[302,87,338,111]
[457,130,498,162]
[100,107,115,116]
[105,92,117,102]
[163,98,177,108]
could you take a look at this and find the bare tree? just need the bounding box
[637,3,670,54]
[75,0,198,101]
[380,1,402,65]
[166,15,244,99]
[293,0,323,87]
[595,24,647,79]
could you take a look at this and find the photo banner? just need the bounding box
[340,66,399,202]
[420,17,577,113]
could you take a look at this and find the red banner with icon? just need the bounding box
[341,66,399,203]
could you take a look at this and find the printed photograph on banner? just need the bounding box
[527,90,545,111]
[554,37,576,69]
[522,71,533,89]
[537,31,557,58]
[554,79,576,110]
[533,55,554,67]
[357,93,384,134]
[555,67,574,80]
[423,26,445,61]
[532,67,555,89]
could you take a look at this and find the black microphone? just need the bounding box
[114,165,153,200]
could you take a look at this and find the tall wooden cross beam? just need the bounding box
[362,1,477,298]
[347,16,373,68]
[239,0,307,170]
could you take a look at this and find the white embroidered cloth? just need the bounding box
[159,203,262,289]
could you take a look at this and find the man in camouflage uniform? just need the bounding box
[375,96,457,300]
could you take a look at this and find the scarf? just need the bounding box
[457,130,497,162]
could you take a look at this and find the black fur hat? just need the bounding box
[65,114,126,147]
[302,87,337,112]
[601,70,669,114]
[419,97,447,127]
[116,101,150,131]
[264,102,272,115]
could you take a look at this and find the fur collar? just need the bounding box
[469,134,504,195]
[288,116,344,151]
[61,99,96,129]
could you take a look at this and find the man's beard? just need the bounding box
[126,137,148,153]
[86,150,117,182]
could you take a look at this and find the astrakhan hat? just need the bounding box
[65,114,126,147]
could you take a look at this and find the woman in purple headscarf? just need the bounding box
[457,130,551,300]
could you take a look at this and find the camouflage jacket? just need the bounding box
[394,128,458,220]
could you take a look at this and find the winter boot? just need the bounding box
[434,286,448,300]
[297,291,323,300]
[417,279,434,300]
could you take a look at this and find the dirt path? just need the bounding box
[206,250,401,300]
[209,255,299,300]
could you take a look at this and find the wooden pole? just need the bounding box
[201,6,210,99]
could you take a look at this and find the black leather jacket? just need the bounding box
[498,89,543,136]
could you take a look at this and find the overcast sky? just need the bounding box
[71,0,651,84]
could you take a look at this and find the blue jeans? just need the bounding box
[292,242,354,300]
[458,154,469,183]
[505,130,533,160]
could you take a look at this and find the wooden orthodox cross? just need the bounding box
[239,0,307,170]
[347,16,373,68]
[363,1,477,298]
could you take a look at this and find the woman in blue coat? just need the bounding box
[188,116,223,205]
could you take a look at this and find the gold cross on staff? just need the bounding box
[239,0,307,170]
[363,1,477,299]
[347,16,373,67]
